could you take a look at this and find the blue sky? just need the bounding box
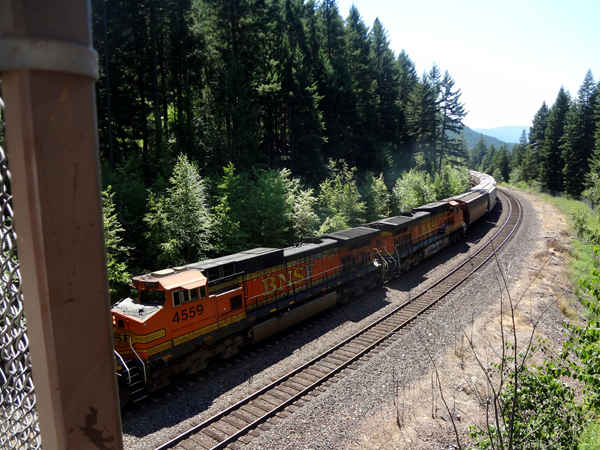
[335,0,600,130]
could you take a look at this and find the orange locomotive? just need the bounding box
[112,198,471,405]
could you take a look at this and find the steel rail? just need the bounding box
[154,188,521,450]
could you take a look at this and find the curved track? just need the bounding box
[155,188,521,450]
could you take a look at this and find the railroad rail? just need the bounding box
[155,188,521,450]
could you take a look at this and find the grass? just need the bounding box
[506,182,600,311]
[506,181,600,447]
[579,418,600,449]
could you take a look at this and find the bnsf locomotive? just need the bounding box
[112,171,497,405]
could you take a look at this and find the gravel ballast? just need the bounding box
[123,189,566,450]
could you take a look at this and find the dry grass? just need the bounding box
[547,238,574,257]
[558,298,579,324]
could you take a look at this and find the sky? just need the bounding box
[335,0,600,130]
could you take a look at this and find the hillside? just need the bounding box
[472,126,527,144]
[459,127,515,150]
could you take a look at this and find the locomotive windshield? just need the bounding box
[139,289,166,306]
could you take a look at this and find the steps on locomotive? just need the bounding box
[122,358,148,403]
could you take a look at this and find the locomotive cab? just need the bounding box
[112,268,209,361]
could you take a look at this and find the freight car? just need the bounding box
[112,171,498,405]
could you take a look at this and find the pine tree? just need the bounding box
[317,0,353,162]
[511,130,528,169]
[539,87,571,191]
[436,70,467,171]
[370,18,399,146]
[344,5,378,170]
[492,145,510,182]
[583,86,600,202]
[103,186,131,301]
[562,70,598,196]
[144,154,212,267]
[470,135,488,169]
[521,102,550,181]
[407,67,440,170]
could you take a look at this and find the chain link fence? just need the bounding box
[0,79,42,449]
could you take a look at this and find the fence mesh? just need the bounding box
[0,80,42,449]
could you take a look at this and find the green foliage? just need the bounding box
[391,166,468,214]
[248,168,319,247]
[318,160,366,233]
[391,169,435,213]
[212,164,319,252]
[433,165,469,199]
[572,211,591,241]
[144,154,212,267]
[211,163,250,255]
[509,167,522,185]
[102,186,131,301]
[467,192,600,450]
[562,71,598,197]
[583,172,600,205]
[539,87,571,191]
[470,340,585,450]
[363,172,390,222]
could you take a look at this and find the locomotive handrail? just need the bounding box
[129,336,147,384]
[114,350,131,384]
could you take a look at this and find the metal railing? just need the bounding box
[0,79,42,450]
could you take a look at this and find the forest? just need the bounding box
[471,69,600,201]
[90,2,600,446]
[93,0,472,296]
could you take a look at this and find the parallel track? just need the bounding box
[156,188,521,450]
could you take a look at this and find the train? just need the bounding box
[112,171,497,405]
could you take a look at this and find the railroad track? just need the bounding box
[156,188,521,450]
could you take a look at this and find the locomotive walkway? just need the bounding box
[154,188,521,450]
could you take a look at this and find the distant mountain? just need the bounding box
[472,126,528,144]
[459,127,515,151]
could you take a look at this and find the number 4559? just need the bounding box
[172,304,203,323]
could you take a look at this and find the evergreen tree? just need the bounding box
[344,6,378,170]
[586,81,600,194]
[470,135,488,169]
[103,186,131,301]
[317,0,353,162]
[510,129,528,170]
[521,102,550,181]
[563,70,598,196]
[539,87,571,191]
[396,49,419,155]
[211,163,250,255]
[436,70,467,171]
[407,67,440,170]
[370,18,399,146]
[144,154,212,267]
[492,145,510,182]
[481,144,497,174]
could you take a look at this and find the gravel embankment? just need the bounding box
[123,189,555,450]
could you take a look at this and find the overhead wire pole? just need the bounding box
[0,1,123,449]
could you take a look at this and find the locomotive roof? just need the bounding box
[413,201,448,216]
[366,210,430,232]
[324,226,380,246]
[283,238,338,262]
[131,268,207,290]
[186,247,284,274]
